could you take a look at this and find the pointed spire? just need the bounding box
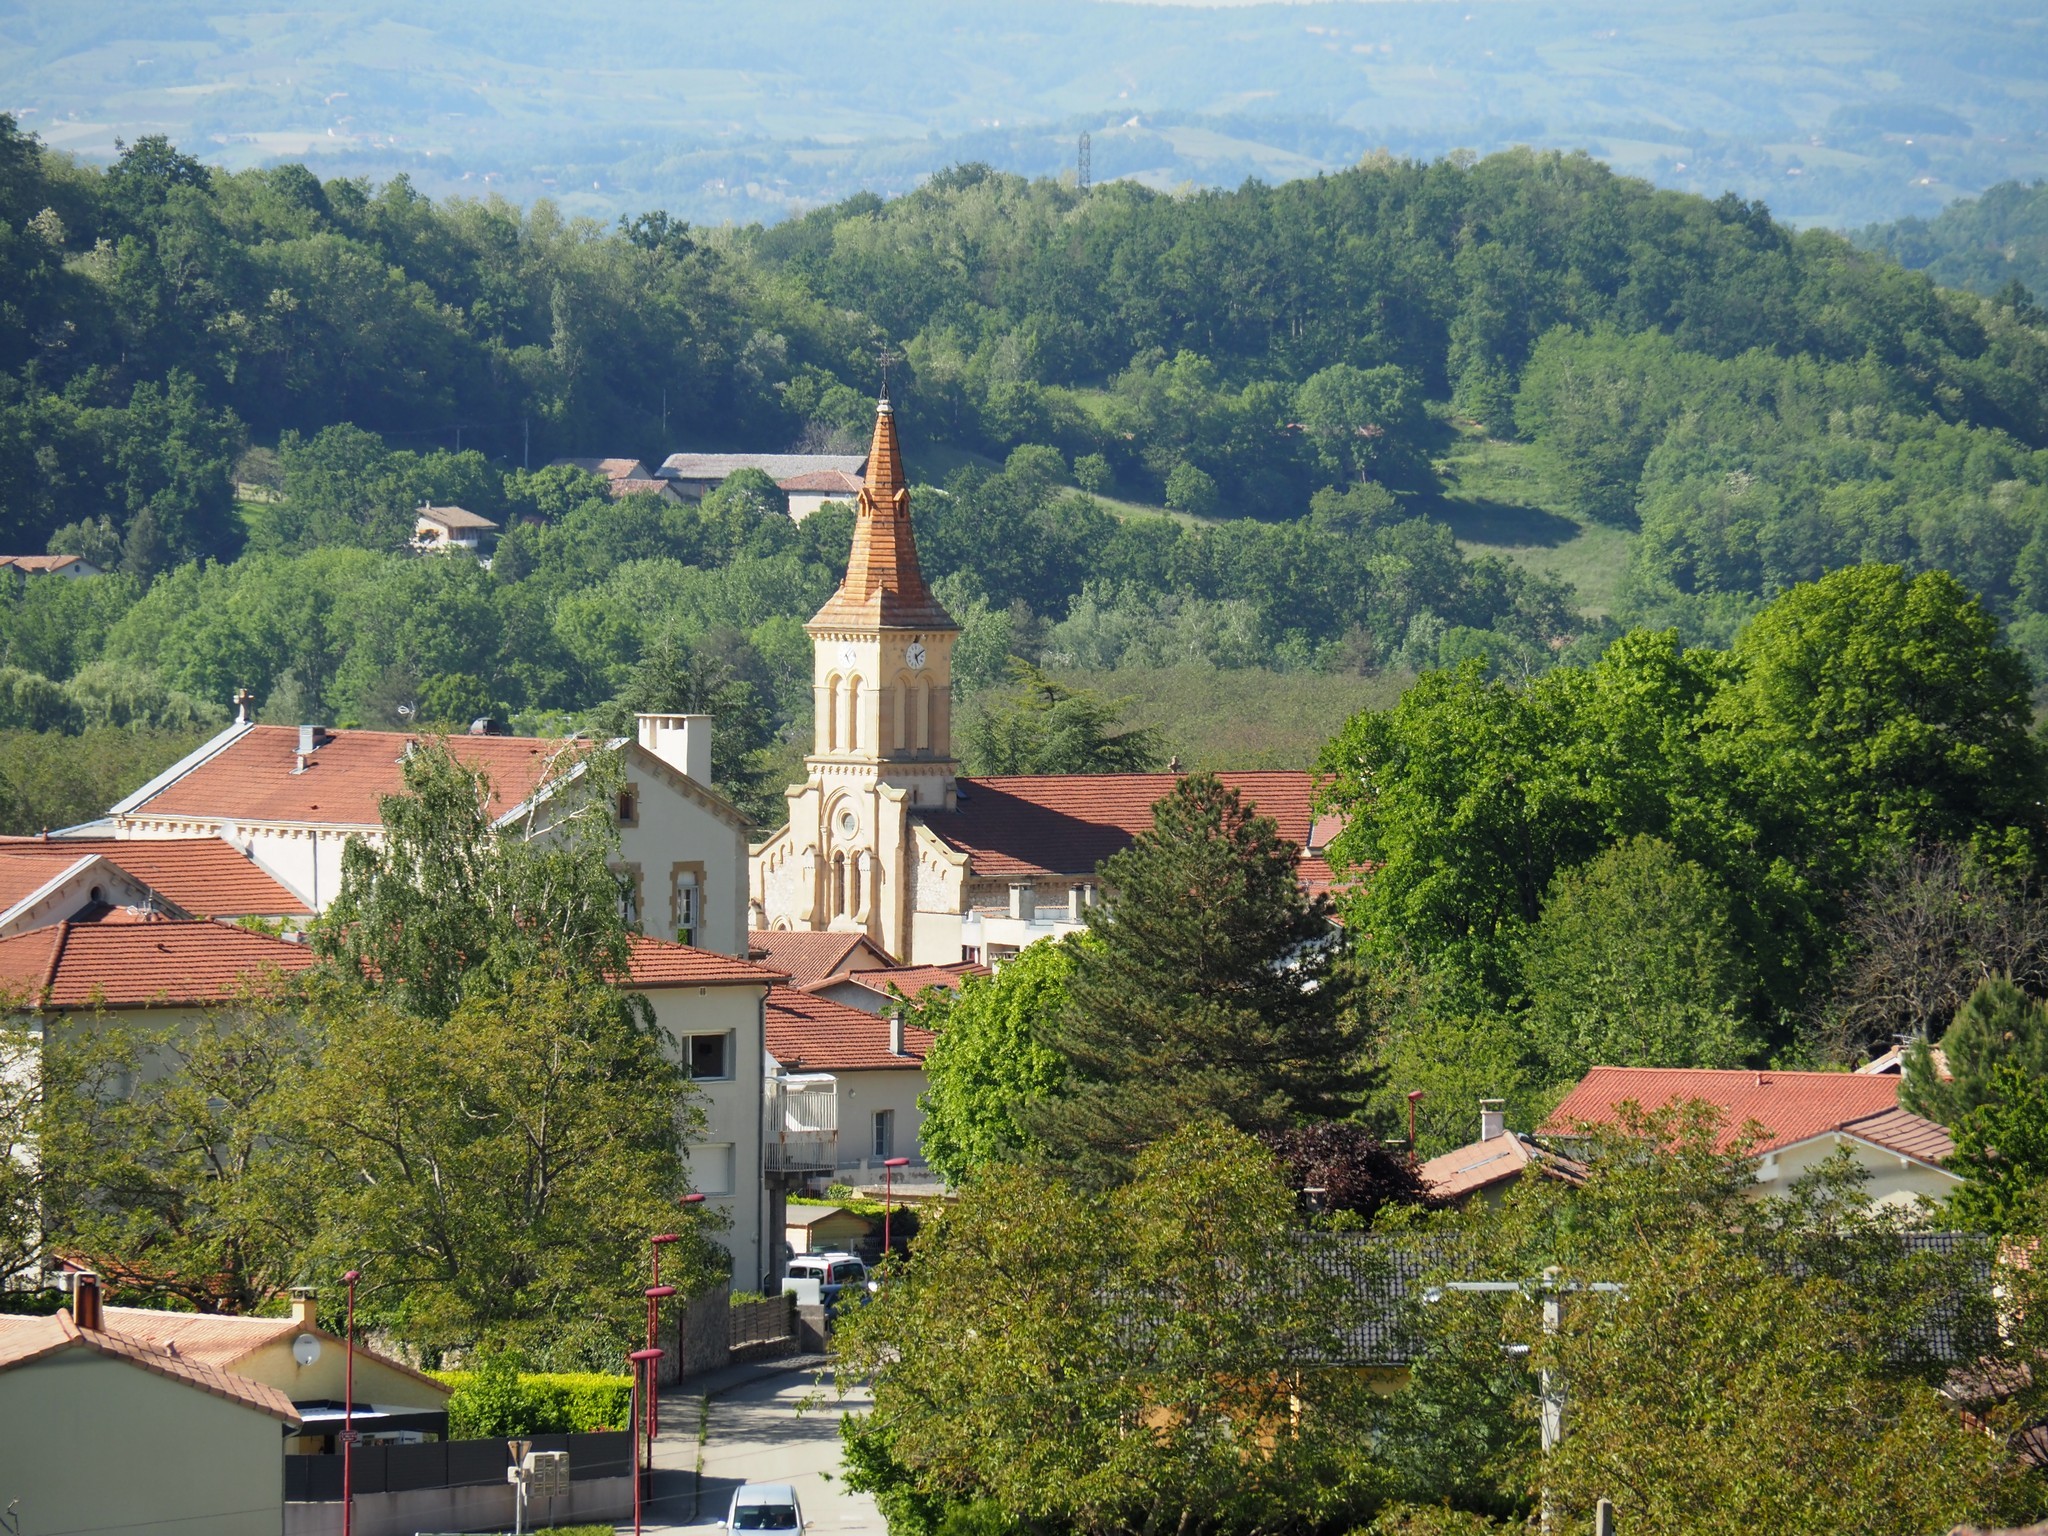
[808,396,957,633]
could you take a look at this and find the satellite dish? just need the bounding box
[292,1333,322,1367]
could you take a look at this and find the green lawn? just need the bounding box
[1425,428,1635,619]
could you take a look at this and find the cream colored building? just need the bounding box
[86,713,752,955]
[0,1293,299,1536]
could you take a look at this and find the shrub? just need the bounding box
[434,1352,633,1437]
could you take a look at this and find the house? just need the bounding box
[747,928,895,986]
[804,960,987,1015]
[612,476,687,502]
[1417,1100,1586,1207]
[766,984,932,1180]
[412,502,499,551]
[784,1203,874,1255]
[0,835,310,930]
[85,712,751,954]
[1541,1066,1961,1208]
[0,1275,300,1536]
[658,451,867,504]
[548,456,653,484]
[0,917,319,1019]
[777,467,865,522]
[0,553,99,578]
[748,395,1338,965]
[98,1290,452,1453]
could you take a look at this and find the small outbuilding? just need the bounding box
[412,502,500,552]
[784,1203,874,1255]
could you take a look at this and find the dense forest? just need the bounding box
[4,116,2048,829]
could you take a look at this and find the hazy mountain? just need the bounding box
[2,0,2043,228]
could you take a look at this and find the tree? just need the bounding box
[1163,461,1219,517]
[1028,774,1369,1182]
[0,1018,42,1287]
[289,970,709,1351]
[837,1121,1394,1536]
[1258,1122,1436,1223]
[1945,1063,2048,1236]
[916,938,1077,1184]
[1292,363,1429,489]
[961,661,1163,776]
[38,987,317,1313]
[1520,836,1757,1080]
[1903,977,2048,1127]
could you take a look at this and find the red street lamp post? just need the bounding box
[881,1156,910,1256]
[627,1345,665,1536]
[342,1269,360,1536]
[643,1283,676,1465]
[648,1231,682,1434]
[1406,1089,1426,1149]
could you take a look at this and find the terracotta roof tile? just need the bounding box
[766,985,933,1072]
[0,1312,299,1421]
[828,962,989,998]
[100,1306,451,1397]
[0,554,93,574]
[618,934,788,988]
[0,919,316,1009]
[610,477,679,498]
[549,457,651,481]
[918,770,1335,886]
[748,930,895,986]
[1841,1106,1956,1165]
[1418,1133,1586,1200]
[0,836,310,916]
[416,504,498,531]
[659,452,866,481]
[777,469,864,494]
[808,401,956,632]
[0,852,81,914]
[1542,1067,1913,1156]
[130,726,584,826]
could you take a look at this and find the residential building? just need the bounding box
[1541,1066,1960,1208]
[411,502,499,551]
[0,835,310,931]
[0,553,99,578]
[765,984,932,1182]
[85,712,750,953]
[784,1204,874,1255]
[1417,1099,1586,1207]
[548,456,653,484]
[748,396,1338,965]
[657,451,867,503]
[777,467,864,522]
[0,1276,299,1536]
[804,960,987,1014]
[747,928,894,986]
[612,476,687,502]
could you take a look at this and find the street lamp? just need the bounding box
[627,1345,664,1536]
[342,1269,360,1536]
[881,1156,910,1256]
[648,1231,683,1436]
[1406,1089,1425,1149]
[643,1283,676,1449]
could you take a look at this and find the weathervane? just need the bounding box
[876,341,901,401]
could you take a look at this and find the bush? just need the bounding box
[1164,462,1220,517]
[434,1353,633,1437]
[1072,453,1112,494]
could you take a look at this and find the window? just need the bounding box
[689,1142,735,1197]
[617,788,638,826]
[872,1108,895,1159]
[675,871,699,947]
[687,1032,730,1080]
[961,946,980,964]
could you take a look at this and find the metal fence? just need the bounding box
[284,1431,631,1501]
[729,1291,798,1350]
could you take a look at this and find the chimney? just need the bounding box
[637,712,713,785]
[71,1271,102,1331]
[889,1013,905,1056]
[1479,1099,1506,1143]
[1008,880,1035,921]
[289,1286,317,1329]
[1067,885,1084,922]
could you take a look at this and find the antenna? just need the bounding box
[1078,130,1092,192]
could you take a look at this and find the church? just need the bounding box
[748,397,1338,967]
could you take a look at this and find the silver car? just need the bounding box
[723,1481,806,1531]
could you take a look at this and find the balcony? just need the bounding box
[765,1072,839,1175]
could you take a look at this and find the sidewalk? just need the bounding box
[631,1354,836,1532]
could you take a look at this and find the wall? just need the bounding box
[233,1332,450,1412]
[617,742,750,957]
[640,983,771,1289]
[0,1349,284,1536]
[285,1477,631,1536]
[1756,1134,1960,1209]
[834,1065,930,1174]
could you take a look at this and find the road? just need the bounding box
[637,1365,885,1534]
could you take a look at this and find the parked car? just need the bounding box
[782,1251,870,1310]
[723,1481,806,1530]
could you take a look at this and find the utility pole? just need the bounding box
[523,415,530,471]
[1078,130,1092,192]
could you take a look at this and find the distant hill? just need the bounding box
[3,0,2046,228]
[1857,180,2048,300]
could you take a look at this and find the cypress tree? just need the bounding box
[1028,773,1370,1183]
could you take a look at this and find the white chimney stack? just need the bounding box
[1067,885,1084,922]
[637,712,713,785]
[889,1013,905,1056]
[289,1287,317,1329]
[1008,880,1035,921]
[1479,1098,1506,1142]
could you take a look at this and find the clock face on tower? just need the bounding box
[906,641,927,671]
[838,642,857,668]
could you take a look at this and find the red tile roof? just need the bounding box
[618,934,788,988]
[778,469,864,494]
[1418,1132,1586,1201]
[0,919,316,1009]
[549,457,651,481]
[130,726,585,826]
[0,836,310,916]
[0,554,94,574]
[1542,1067,1923,1156]
[765,985,933,1071]
[748,929,895,986]
[0,852,78,914]
[825,961,988,999]
[101,1307,451,1396]
[918,770,1336,887]
[0,1312,299,1421]
[1840,1106,1956,1165]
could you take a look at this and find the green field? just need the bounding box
[1051,664,1408,772]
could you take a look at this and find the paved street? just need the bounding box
[634,1363,885,1535]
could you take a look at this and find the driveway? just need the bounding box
[638,1364,885,1534]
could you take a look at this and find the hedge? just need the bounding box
[432,1361,633,1437]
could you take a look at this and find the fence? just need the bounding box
[729,1291,798,1350]
[284,1430,631,1501]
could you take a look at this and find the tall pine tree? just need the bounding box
[1029,773,1369,1183]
